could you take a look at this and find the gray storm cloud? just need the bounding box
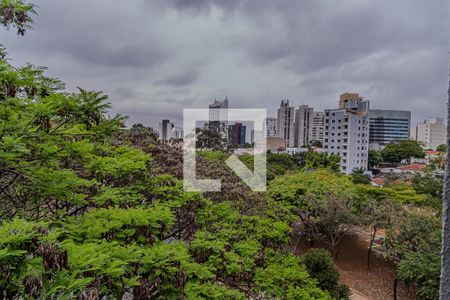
[1,0,448,127]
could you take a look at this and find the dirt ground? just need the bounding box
[294,230,416,300]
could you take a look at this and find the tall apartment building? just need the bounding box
[412,118,446,149]
[339,92,363,109]
[208,97,229,140]
[294,105,313,147]
[209,97,229,124]
[228,122,246,146]
[369,110,411,150]
[264,117,278,137]
[311,112,325,144]
[158,119,183,143]
[324,93,369,174]
[277,100,295,147]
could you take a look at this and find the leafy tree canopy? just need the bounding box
[0,0,35,35]
[381,140,425,164]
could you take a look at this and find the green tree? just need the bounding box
[412,172,443,212]
[0,4,333,298]
[0,0,36,35]
[436,144,446,153]
[196,121,228,150]
[382,140,425,164]
[350,168,371,184]
[368,149,382,169]
[305,152,341,172]
[354,187,400,269]
[302,249,350,300]
[396,251,440,300]
[385,208,441,300]
[270,170,357,257]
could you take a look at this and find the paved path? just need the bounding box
[351,288,373,300]
[294,229,416,299]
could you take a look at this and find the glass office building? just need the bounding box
[369,110,411,149]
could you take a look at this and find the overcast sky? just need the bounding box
[1,0,449,128]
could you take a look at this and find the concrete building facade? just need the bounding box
[277,100,295,147]
[209,97,229,125]
[158,119,183,143]
[311,112,325,145]
[228,122,246,146]
[339,92,363,109]
[412,118,446,149]
[294,105,313,147]
[324,93,370,174]
[264,117,278,137]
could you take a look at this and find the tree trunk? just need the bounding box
[392,276,398,300]
[367,226,377,269]
[293,234,301,254]
[335,243,342,260]
[330,235,337,258]
[440,58,450,300]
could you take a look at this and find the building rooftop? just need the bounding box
[396,163,427,172]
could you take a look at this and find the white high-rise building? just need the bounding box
[294,105,313,147]
[324,93,370,174]
[209,97,229,124]
[264,117,278,137]
[412,118,446,149]
[208,97,229,139]
[158,119,183,143]
[277,100,295,147]
[311,112,325,145]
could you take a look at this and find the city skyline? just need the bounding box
[159,96,444,145]
[1,0,448,129]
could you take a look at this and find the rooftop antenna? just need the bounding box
[440,52,450,299]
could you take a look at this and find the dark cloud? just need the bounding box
[156,0,243,13]
[65,40,166,68]
[114,87,139,98]
[1,0,448,128]
[156,70,199,86]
